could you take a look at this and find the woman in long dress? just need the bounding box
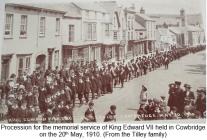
[140,85,148,104]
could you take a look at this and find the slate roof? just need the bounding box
[136,13,155,21]
[72,2,108,13]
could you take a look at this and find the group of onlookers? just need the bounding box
[0,45,205,123]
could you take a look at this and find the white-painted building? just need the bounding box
[1,3,65,81]
[124,6,136,58]
[62,2,111,66]
[156,28,176,51]
[99,1,127,61]
[134,7,156,54]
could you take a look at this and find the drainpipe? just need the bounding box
[35,9,41,70]
[0,1,5,81]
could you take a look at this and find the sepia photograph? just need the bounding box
[0,0,206,123]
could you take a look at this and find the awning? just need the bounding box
[63,43,102,49]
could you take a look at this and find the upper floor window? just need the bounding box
[131,20,133,30]
[4,14,13,38]
[39,17,45,37]
[55,18,60,35]
[128,21,130,30]
[128,32,130,40]
[122,31,126,40]
[131,32,133,40]
[105,24,110,37]
[103,13,105,19]
[85,23,96,41]
[69,25,75,42]
[94,12,97,19]
[86,10,89,18]
[113,31,118,40]
[113,17,116,28]
[20,15,27,37]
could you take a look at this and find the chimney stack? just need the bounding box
[180,8,186,27]
[140,7,145,14]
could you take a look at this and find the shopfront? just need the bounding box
[1,54,13,81]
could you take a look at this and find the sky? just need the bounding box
[3,0,205,14]
[118,0,205,14]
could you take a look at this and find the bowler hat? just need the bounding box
[175,81,181,85]
[160,96,166,99]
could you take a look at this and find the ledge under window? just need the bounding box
[4,35,13,39]
[39,34,45,37]
[19,35,27,39]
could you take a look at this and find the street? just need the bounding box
[73,50,206,122]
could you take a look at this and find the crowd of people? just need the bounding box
[0,45,205,123]
[136,82,206,121]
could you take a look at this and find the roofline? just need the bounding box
[124,9,136,14]
[136,14,156,22]
[148,14,182,18]
[6,3,66,14]
[71,2,109,14]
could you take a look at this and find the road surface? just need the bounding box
[73,50,206,123]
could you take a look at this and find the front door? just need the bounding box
[36,55,46,72]
[1,59,10,81]
[48,52,53,69]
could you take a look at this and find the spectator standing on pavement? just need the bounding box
[104,105,117,122]
[140,85,148,104]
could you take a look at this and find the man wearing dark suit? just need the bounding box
[70,72,77,107]
[174,81,185,115]
[90,75,98,99]
[119,66,125,88]
[183,84,195,105]
[77,78,85,105]
[84,76,91,103]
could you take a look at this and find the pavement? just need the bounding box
[73,50,206,123]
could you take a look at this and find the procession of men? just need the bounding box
[0,45,206,123]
